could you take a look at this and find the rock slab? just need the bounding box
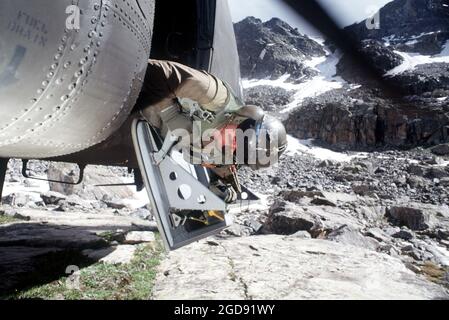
[152,236,448,300]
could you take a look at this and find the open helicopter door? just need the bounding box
[132,119,258,251]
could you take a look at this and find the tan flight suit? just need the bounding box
[137,59,245,187]
[138,59,230,130]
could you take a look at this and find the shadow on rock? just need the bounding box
[0,222,117,298]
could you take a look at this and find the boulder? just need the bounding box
[130,208,152,220]
[439,177,449,187]
[365,228,392,243]
[279,190,324,203]
[47,164,134,201]
[1,193,34,208]
[431,144,449,156]
[102,197,128,210]
[264,201,315,235]
[224,224,253,237]
[264,201,363,236]
[387,207,430,231]
[40,191,67,205]
[352,184,377,196]
[407,175,427,188]
[426,167,449,179]
[63,195,92,209]
[326,225,380,251]
[392,229,415,241]
[153,236,449,300]
[124,231,156,244]
[310,197,337,207]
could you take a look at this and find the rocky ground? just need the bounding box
[151,144,449,299]
[2,142,449,299]
[0,161,160,298]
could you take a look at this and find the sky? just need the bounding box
[228,0,393,37]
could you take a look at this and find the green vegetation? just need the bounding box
[420,262,449,289]
[0,214,18,225]
[8,242,164,300]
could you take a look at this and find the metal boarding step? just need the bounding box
[131,119,259,251]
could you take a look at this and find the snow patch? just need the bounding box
[243,52,345,114]
[383,31,441,46]
[285,135,364,162]
[385,42,449,76]
[438,40,449,57]
[282,52,345,113]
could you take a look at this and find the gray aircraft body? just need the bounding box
[0,0,246,250]
[0,0,241,162]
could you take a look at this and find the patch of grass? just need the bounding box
[0,215,18,225]
[420,262,449,289]
[98,231,125,243]
[9,241,164,300]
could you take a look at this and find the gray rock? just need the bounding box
[327,225,380,251]
[311,197,337,207]
[102,198,128,210]
[1,193,33,207]
[124,231,156,244]
[244,219,263,234]
[8,176,20,183]
[387,207,431,231]
[375,167,388,174]
[291,231,312,239]
[224,224,253,237]
[356,206,385,223]
[130,208,152,220]
[279,190,324,203]
[408,164,428,177]
[431,144,449,156]
[64,195,92,209]
[352,184,376,196]
[47,164,134,201]
[426,167,449,179]
[392,230,415,241]
[439,178,449,187]
[263,201,315,235]
[365,227,392,243]
[40,191,67,205]
[407,176,427,188]
[153,236,449,300]
[384,226,402,237]
[318,160,333,168]
[264,201,363,236]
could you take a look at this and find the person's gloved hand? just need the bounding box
[210,180,237,203]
